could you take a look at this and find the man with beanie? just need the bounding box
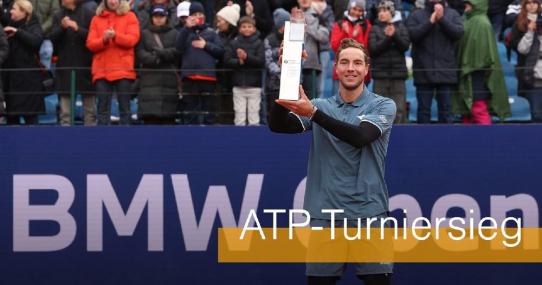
[175,1,224,125]
[406,0,463,124]
[368,0,410,124]
[215,3,241,124]
[297,0,330,99]
[264,8,290,116]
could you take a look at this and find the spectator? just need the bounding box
[137,0,177,29]
[296,0,330,99]
[488,0,515,39]
[264,8,290,113]
[82,0,99,12]
[504,0,521,30]
[454,0,510,124]
[215,3,240,124]
[51,0,96,126]
[330,0,371,96]
[515,0,542,122]
[86,0,140,125]
[224,16,264,126]
[221,0,273,39]
[0,0,15,27]
[369,0,410,124]
[330,0,349,22]
[510,0,538,98]
[175,1,224,125]
[406,0,463,124]
[176,1,190,28]
[312,0,335,98]
[192,0,217,25]
[366,0,406,23]
[2,0,45,125]
[0,24,9,120]
[30,0,60,69]
[135,5,181,124]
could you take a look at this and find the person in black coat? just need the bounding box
[0,24,9,118]
[137,0,178,29]
[220,0,272,39]
[224,16,264,126]
[136,5,181,125]
[3,0,45,125]
[406,0,463,124]
[369,0,410,124]
[50,0,95,126]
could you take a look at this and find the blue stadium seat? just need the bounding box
[504,96,531,122]
[38,99,58,125]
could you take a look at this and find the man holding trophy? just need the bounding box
[268,8,396,285]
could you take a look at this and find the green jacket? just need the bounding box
[30,0,60,38]
[453,0,511,120]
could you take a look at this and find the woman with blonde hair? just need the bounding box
[2,0,45,125]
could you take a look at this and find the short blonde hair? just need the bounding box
[14,0,33,24]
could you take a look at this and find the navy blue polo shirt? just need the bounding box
[295,86,396,220]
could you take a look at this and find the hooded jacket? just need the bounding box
[406,0,464,85]
[453,0,511,120]
[86,1,140,83]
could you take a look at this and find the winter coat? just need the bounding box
[224,31,265,88]
[29,0,60,38]
[86,1,140,83]
[217,27,238,95]
[406,0,463,85]
[330,17,372,81]
[453,0,511,120]
[510,22,528,72]
[303,7,330,71]
[264,29,283,92]
[0,0,14,27]
[175,23,224,80]
[368,20,410,79]
[136,24,181,119]
[137,0,178,30]
[50,5,94,94]
[2,15,45,116]
[221,0,273,38]
[0,24,9,114]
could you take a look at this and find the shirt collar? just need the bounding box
[334,85,370,107]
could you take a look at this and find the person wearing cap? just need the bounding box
[137,0,177,29]
[176,1,190,28]
[50,0,96,126]
[330,0,372,96]
[215,3,241,124]
[406,0,463,124]
[174,1,224,125]
[86,0,140,125]
[264,8,290,115]
[454,0,510,124]
[135,5,181,124]
[368,0,410,124]
[220,0,273,39]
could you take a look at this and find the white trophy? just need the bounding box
[279,20,305,101]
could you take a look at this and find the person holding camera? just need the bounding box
[510,0,541,103]
[453,0,510,124]
[514,0,542,122]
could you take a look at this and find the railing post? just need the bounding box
[70,69,75,126]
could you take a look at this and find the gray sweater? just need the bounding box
[303,7,330,71]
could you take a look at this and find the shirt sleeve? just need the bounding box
[359,99,397,136]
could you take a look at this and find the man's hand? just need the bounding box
[291,7,306,23]
[245,0,254,18]
[237,48,247,60]
[192,36,206,49]
[61,16,70,29]
[275,85,314,117]
[278,41,308,67]
[384,24,395,37]
[185,16,198,28]
[434,4,444,20]
[69,20,79,32]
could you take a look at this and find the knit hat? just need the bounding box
[152,5,169,16]
[189,1,205,16]
[217,4,241,26]
[273,8,291,29]
[177,1,190,17]
[378,0,395,15]
[347,0,366,11]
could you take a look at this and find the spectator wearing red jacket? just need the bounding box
[86,0,140,125]
[330,0,371,96]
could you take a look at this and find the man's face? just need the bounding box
[378,8,392,23]
[298,0,312,9]
[335,48,369,91]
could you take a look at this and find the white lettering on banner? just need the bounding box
[87,174,163,251]
[13,175,77,252]
[171,174,264,251]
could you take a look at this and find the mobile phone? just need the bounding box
[197,17,204,25]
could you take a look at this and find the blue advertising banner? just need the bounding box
[0,126,541,284]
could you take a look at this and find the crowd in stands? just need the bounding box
[0,0,538,126]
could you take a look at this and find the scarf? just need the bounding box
[528,12,538,22]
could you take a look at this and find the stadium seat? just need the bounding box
[38,99,58,125]
[504,96,531,122]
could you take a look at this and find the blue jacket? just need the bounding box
[175,24,224,79]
